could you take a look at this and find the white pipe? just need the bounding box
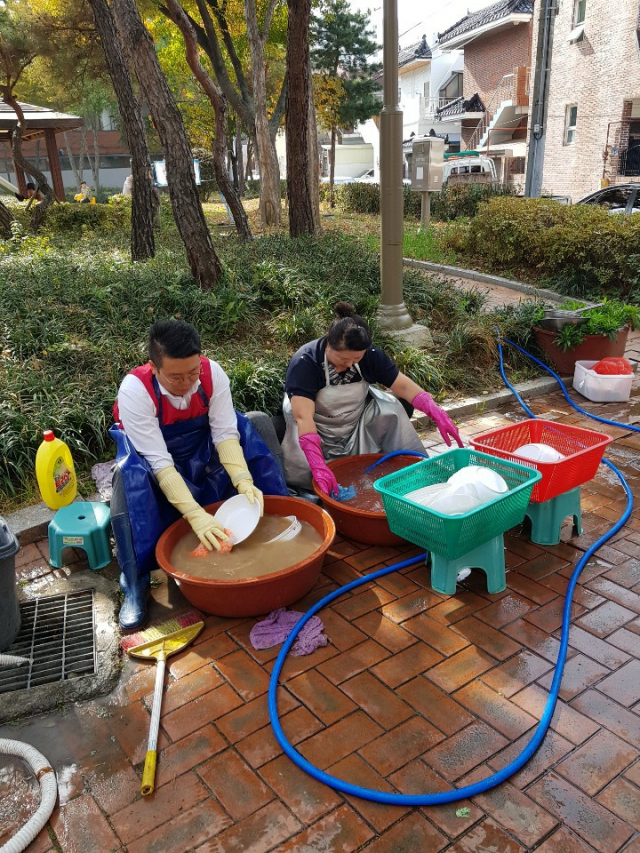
[0,655,32,667]
[0,740,57,853]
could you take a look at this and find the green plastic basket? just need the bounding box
[373,448,542,560]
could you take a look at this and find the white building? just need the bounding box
[359,35,464,181]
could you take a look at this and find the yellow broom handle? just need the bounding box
[141,651,166,796]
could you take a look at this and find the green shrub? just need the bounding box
[468,196,640,295]
[430,182,515,221]
[335,182,380,214]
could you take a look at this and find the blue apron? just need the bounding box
[110,378,288,576]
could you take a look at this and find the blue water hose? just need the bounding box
[267,339,637,804]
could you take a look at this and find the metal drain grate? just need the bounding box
[0,590,97,694]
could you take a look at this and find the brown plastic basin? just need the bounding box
[312,453,423,546]
[155,495,335,617]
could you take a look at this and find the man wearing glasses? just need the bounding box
[110,319,288,629]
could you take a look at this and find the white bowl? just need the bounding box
[213,494,261,544]
[447,466,509,501]
[514,443,564,463]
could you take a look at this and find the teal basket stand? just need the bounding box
[429,534,506,595]
[524,487,582,546]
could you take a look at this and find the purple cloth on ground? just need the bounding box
[249,608,328,656]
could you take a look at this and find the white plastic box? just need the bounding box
[572,360,634,402]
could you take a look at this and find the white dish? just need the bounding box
[213,494,261,544]
[447,465,509,503]
[514,442,564,463]
[404,483,450,506]
[430,490,484,516]
[266,516,302,544]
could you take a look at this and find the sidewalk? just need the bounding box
[2,378,640,852]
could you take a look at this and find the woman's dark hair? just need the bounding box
[148,319,201,365]
[326,302,372,351]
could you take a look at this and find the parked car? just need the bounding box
[320,169,372,185]
[576,183,640,214]
[354,169,412,185]
[442,155,497,186]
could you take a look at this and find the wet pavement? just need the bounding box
[2,376,640,853]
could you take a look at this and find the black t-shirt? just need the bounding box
[285,337,399,402]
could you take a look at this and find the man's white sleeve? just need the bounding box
[208,360,240,446]
[116,374,173,473]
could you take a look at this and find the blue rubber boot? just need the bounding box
[111,467,149,630]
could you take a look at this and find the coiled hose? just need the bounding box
[0,739,57,853]
[267,335,637,804]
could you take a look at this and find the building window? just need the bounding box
[439,72,463,102]
[565,105,578,144]
[569,0,586,41]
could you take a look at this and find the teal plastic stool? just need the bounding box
[48,501,112,570]
[524,487,582,546]
[429,534,506,595]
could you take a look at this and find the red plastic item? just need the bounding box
[470,419,613,503]
[592,357,633,375]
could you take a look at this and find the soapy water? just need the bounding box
[170,515,323,580]
[327,456,418,513]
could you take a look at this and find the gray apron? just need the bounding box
[282,356,425,489]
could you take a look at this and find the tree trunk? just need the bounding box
[91,128,101,191]
[1,92,55,231]
[236,122,245,196]
[165,0,251,240]
[286,0,315,237]
[307,80,321,233]
[110,0,222,287]
[245,0,281,228]
[0,198,15,237]
[329,126,336,208]
[87,0,155,261]
[63,131,82,187]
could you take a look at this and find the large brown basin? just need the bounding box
[155,495,335,617]
[313,453,423,546]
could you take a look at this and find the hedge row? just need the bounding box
[455,197,640,297]
[327,181,515,221]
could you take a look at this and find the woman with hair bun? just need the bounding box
[282,302,462,496]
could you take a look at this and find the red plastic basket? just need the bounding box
[470,419,613,503]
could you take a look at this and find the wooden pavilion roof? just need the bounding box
[0,101,83,142]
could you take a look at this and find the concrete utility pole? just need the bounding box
[376,0,432,346]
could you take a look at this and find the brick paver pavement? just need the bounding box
[2,382,640,852]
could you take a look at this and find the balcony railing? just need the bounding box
[422,97,460,119]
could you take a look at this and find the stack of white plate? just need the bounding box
[404,465,509,517]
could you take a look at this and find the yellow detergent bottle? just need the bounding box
[35,430,78,509]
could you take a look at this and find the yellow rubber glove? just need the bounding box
[217,438,264,516]
[156,465,228,551]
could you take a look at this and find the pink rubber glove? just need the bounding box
[298,433,339,497]
[412,391,463,448]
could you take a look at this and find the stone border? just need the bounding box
[404,259,568,304]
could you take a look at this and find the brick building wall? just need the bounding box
[463,23,533,106]
[529,0,640,200]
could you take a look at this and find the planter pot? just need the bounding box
[532,325,630,375]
